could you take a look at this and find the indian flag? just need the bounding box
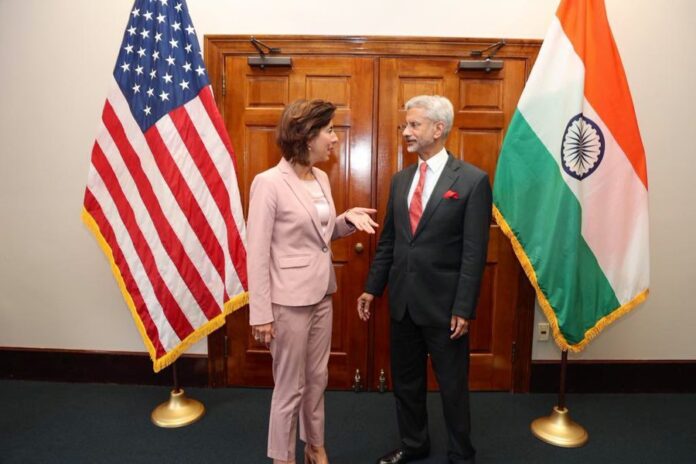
[493,0,649,351]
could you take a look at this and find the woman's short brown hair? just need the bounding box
[276,99,337,165]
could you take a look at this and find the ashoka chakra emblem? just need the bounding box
[560,113,605,180]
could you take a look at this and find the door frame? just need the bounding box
[204,35,540,392]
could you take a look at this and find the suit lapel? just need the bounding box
[313,167,335,245]
[413,154,459,239]
[397,164,418,240]
[278,158,326,243]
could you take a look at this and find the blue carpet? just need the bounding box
[1,381,694,463]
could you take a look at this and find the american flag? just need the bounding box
[82,0,248,372]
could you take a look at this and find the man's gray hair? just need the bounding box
[405,95,454,137]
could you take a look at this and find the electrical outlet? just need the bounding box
[537,322,550,341]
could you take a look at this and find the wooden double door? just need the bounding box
[205,36,539,392]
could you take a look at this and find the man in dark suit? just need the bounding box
[358,95,491,464]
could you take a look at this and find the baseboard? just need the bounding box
[4,349,694,393]
[530,360,696,393]
[0,347,209,387]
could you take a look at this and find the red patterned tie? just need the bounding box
[409,162,427,234]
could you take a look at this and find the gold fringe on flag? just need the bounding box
[492,205,648,352]
[82,207,248,372]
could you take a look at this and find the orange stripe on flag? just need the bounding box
[556,0,648,189]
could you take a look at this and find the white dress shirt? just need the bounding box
[407,148,448,208]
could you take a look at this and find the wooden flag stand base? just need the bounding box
[151,362,205,428]
[531,350,588,447]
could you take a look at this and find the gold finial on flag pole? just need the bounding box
[530,350,588,447]
[151,362,205,428]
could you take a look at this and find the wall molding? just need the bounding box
[0,347,209,387]
[530,360,696,393]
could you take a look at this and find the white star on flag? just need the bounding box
[83,0,248,373]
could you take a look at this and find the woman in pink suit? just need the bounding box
[247,99,378,464]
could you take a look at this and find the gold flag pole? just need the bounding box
[531,350,588,447]
[151,361,205,428]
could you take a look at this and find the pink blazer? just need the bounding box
[247,157,355,325]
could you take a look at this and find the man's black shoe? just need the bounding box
[375,448,429,464]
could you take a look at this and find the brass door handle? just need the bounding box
[354,242,364,253]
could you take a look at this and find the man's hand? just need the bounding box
[450,315,469,340]
[357,293,374,321]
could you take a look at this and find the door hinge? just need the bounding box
[511,341,517,363]
[352,369,363,393]
[221,73,226,97]
[378,368,387,393]
[223,334,229,358]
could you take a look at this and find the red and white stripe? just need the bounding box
[84,78,247,369]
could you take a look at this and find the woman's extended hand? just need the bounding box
[252,322,275,345]
[345,207,379,234]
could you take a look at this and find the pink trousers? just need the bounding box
[267,295,333,461]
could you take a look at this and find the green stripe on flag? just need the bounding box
[494,110,620,345]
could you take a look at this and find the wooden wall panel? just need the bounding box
[205,36,540,391]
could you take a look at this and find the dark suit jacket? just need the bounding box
[365,153,492,327]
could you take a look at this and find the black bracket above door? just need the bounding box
[247,37,292,68]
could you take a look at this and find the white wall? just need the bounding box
[0,0,693,360]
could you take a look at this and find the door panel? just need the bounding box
[222,56,375,388]
[374,58,526,391]
[206,36,539,392]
